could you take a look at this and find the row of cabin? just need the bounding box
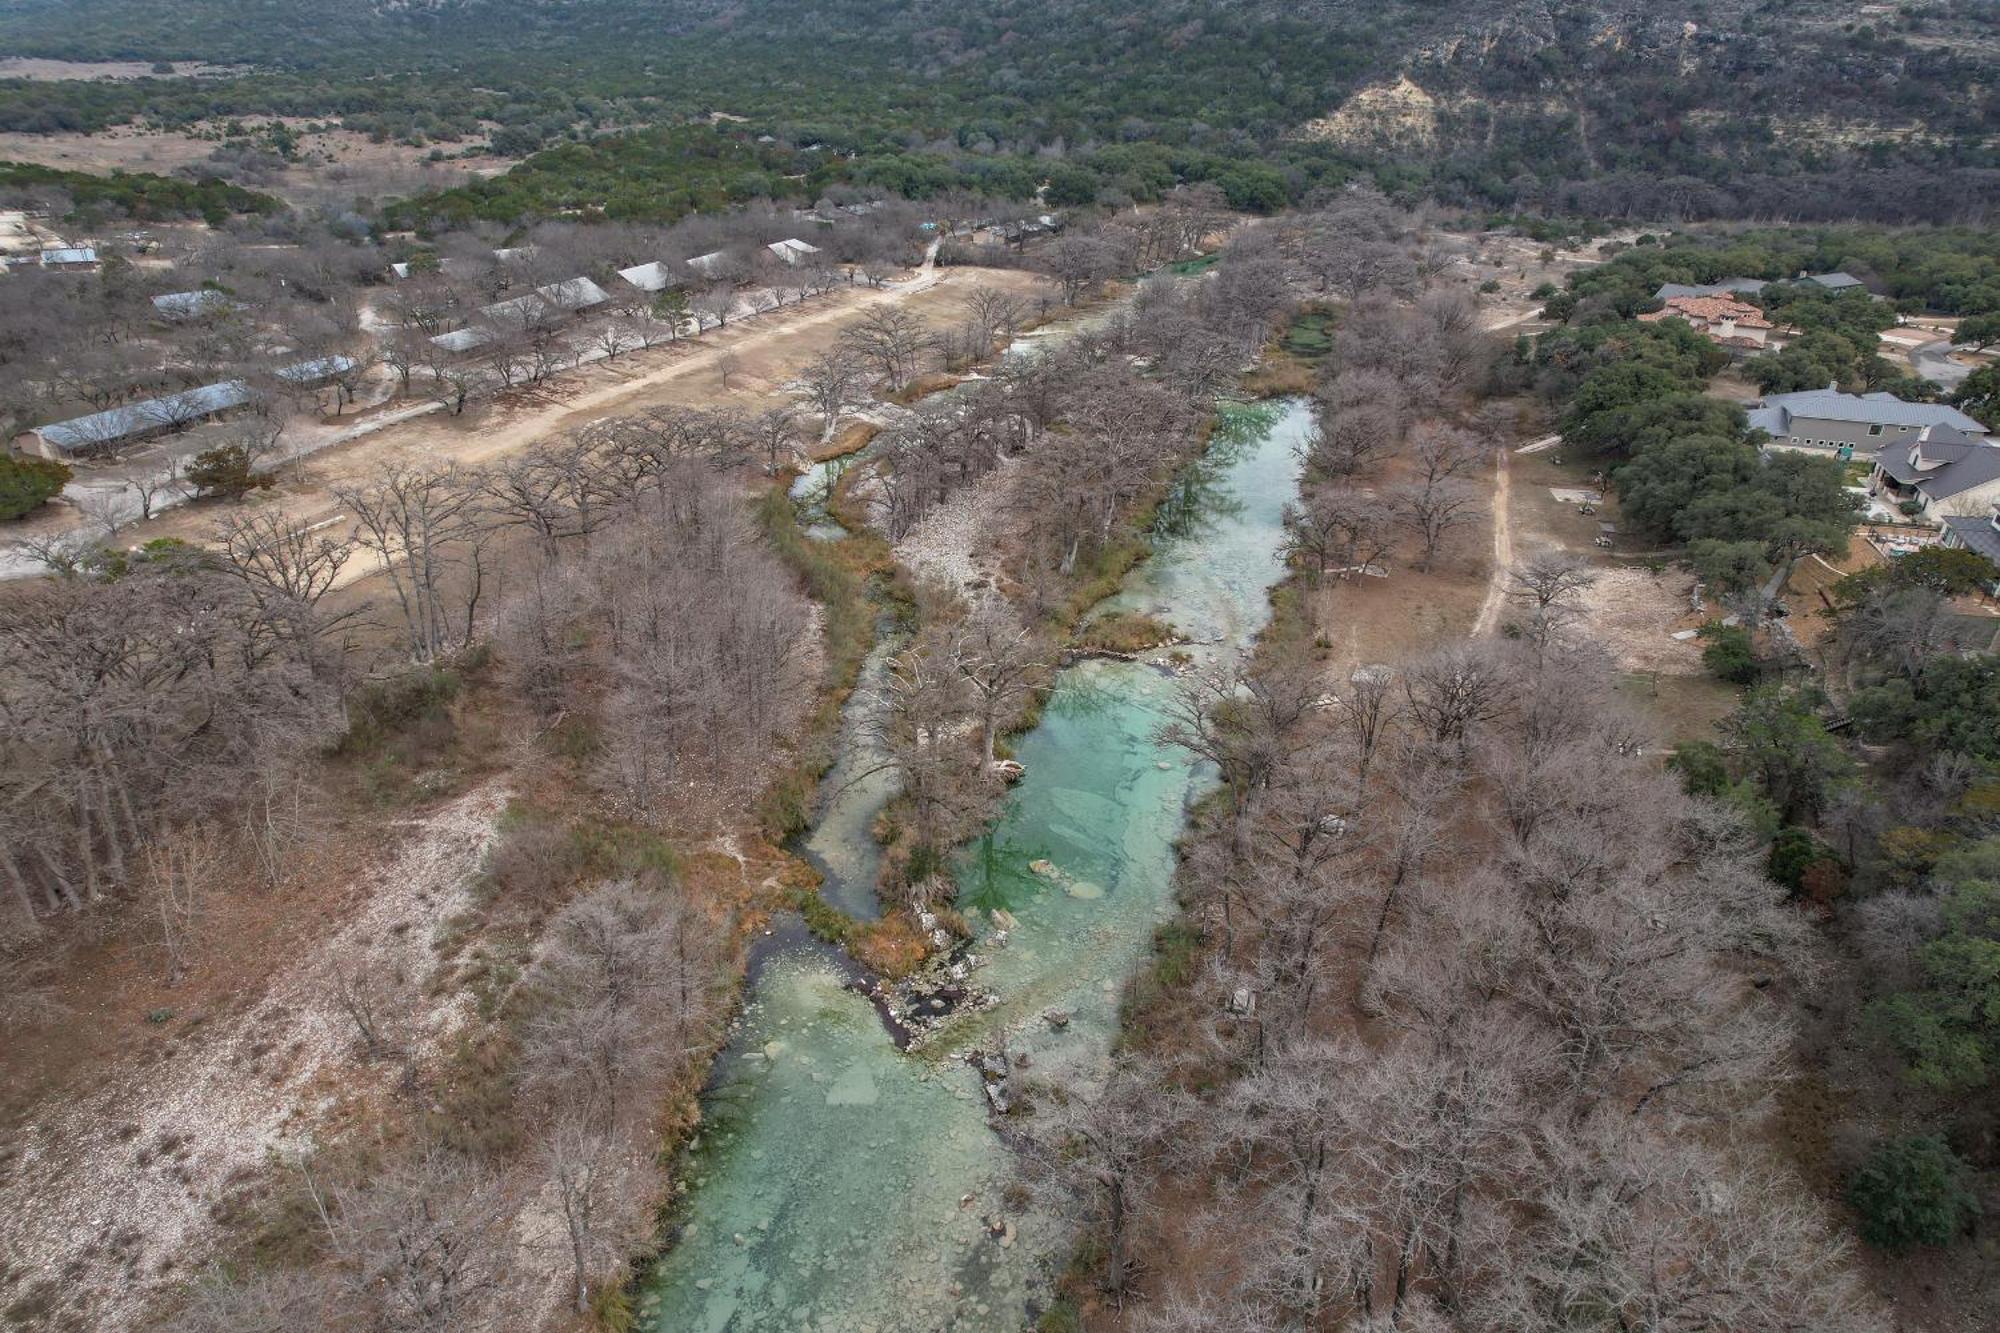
[425,277,611,355]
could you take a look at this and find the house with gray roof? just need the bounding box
[17,380,251,459]
[1747,385,1990,457]
[1653,279,1768,303]
[1805,271,1866,292]
[1939,506,2000,592]
[1869,425,2000,520]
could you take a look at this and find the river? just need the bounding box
[638,396,1311,1332]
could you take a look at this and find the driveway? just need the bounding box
[1911,340,1973,391]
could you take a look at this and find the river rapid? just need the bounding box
[638,397,1312,1332]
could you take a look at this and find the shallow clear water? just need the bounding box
[639,398,1309,1332]
[789,457,852,542]
[795,639,898,921]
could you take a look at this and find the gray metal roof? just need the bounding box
[276,354,358,384]
[152,289,233,319]
[35,380,250,453]
[617,261,679,293]
[1875,439,2000,499]
[1655,279,1767,302]
[429,327,490,353]
[1806,272,1865,290]
[1765,388,1988,434]
[1745,404,1788,438]
[1941,513,2000,565]
[480,277,610,326]
[40,246,96,266]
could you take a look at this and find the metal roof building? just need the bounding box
[617,261,680,293]
[152,289,235,320]
[767,238,822,265]
[479,276,611,327]
[1653,279,1769,302]
[19,380,251,459]
[1754,388,1989,436]
[429,327,491,354]
[276,354,359,385]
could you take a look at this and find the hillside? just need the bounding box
[0,1,1996,217]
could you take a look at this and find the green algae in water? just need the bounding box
[640,398,1314,1332]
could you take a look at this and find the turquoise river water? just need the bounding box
[639,397,1311,1331]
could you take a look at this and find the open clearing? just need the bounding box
[0,121,515,208]
[0,58,248,81]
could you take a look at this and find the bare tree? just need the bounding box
[538,1113,643,1315]
[212,508,362,675]
[795,349,867,442]
[130,456,186,522]
[749,405,801,474]
[333,461,490,662]
[842,305,934,390]
[328,959,405,1059]
[1019,1058,1192,1299]
[1507,550,1598,646]
[327,1150,507,1333]
[950,611,1052,767]
[1283,489,1395,583]
[1390,476,1483,571]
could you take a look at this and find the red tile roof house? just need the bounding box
[1637,294,1780,351]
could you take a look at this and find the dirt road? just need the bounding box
[1470,444,1515,636]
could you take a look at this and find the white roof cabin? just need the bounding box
[686,251,730,279]
[276,354,360,386]
[429,327,491,354]
[617,261,680,293]
[479,276,610,327]
[152,289,236,320]
[767,238,822,265]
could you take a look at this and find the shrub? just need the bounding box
[1846,1136,1980,1250]
[1767,825,1837,894]
[0,453,71,520]
[481,811,587,908]
[1669,739,1731,797]
[1075,610,1177,654]
[1697,621,1759,684]
[186,441,274,500]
